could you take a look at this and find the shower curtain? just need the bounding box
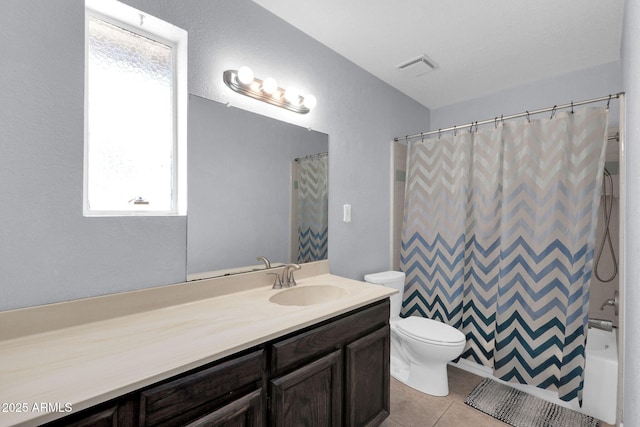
[400,107,609,401]
[296,154,328,263]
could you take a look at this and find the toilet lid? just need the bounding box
[397,317,465,345]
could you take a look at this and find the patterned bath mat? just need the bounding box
[465,378,599,427]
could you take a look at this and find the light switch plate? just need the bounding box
[343,204,351,223]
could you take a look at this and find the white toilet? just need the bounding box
[365,271,466,396]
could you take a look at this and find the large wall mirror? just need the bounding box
[187,95,329,279]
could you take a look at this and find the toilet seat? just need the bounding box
[396,317,465,347]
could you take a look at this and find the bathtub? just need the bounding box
[582,327,618,424]
[451,327,618,424]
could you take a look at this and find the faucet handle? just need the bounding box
[600,290,619,315]
[268,273,282,289]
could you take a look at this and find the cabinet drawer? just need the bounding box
[270,300,389,375]
[44,399,137,427]
[139,349,264,426]
[185,388,263,427]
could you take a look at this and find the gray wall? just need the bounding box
[0,0,188,311]
[0,0,429,311]
[431,61,622,130]
[622,0,640,424]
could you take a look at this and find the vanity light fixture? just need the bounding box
[223,67,317,114]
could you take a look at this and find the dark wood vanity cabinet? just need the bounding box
[44,299,390,427]
[269,299,390,427]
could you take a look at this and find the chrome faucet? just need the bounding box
[600,290,619,315]
[281,263,301,288]
[256,256,271,269]
[600,298,615,310]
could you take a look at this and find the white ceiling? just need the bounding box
[252,0,624,109]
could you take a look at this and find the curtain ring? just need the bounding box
[571,101,574,114]
[469,122,474,133]
[494,117,498,128]
[501,114,504,126]
[550,105,557,119]
[607,94,612,109]
[454,125,457,136]
[438,129,441,139]
[474,121,479,133]
[421,132,424,142]
[526,111,531,123]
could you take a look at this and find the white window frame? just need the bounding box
[84,0,188,216]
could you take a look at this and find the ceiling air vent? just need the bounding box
[395,54,438,76]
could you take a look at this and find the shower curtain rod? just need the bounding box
[294,151,328,162]
[394,92,625,142]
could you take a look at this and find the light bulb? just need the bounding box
[284,87,300,105]
[236,66,254,85]
[261,77,278,95]
[302,94,317,110]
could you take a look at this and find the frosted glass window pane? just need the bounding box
[87,17,174,212]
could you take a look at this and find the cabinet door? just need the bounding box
[184,389,263,427]
[345,326,390,427]
[270,350,342,427]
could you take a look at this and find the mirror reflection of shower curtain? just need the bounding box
[400,107,609,402]
[294,153,328,263]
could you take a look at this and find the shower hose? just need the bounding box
[594,168,618,282]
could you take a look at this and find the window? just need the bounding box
[84,0,187,216]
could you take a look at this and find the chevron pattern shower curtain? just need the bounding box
[400,107,608,401]
[296,154,328,263]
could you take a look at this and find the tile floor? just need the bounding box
[380,365,614,427]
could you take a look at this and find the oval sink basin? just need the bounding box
[269,285,347,306]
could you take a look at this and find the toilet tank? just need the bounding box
[364,271,406,318]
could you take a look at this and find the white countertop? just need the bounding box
[0,271,394,427]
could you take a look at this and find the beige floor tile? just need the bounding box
[379,416,404,427]
[446,365,484,403]
[383,368,501,427]
[387,378,452,426]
